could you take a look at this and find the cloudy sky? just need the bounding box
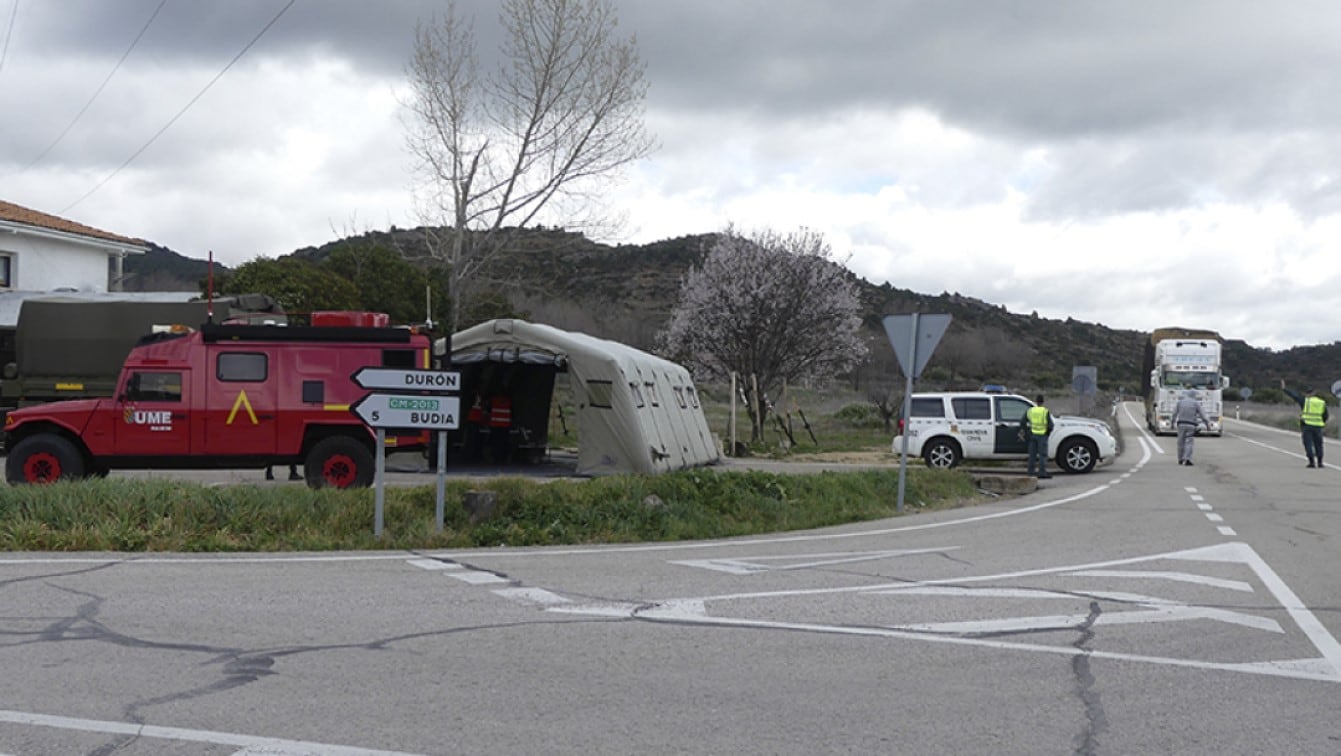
[2,0,1339,349]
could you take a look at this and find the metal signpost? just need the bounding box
[1072,366,1098,414]
[882,313,951,513]
[351,367,461,536]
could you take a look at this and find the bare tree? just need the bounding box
[934,329,987,384]
[659,227,868,440]
[403,0,655,335]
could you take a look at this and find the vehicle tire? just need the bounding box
[6,434,86,484]
[922,438,961,469]
[304,436,374,489]
[1057,437,1098,474]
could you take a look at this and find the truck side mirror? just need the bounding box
[1221,376,1230,389]
[1149,371,1158,388]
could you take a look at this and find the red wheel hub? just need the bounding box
[322,454,357,487]
[22,452,62,483]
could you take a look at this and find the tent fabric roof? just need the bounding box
[446,319,720,475]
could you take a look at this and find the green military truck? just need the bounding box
[0,294,282,428]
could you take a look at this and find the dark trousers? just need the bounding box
[1302,425,1324,464]
[1026,434,1049,475]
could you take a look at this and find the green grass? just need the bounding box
[0,467,980,552]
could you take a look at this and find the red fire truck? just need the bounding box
[3,313,431,488]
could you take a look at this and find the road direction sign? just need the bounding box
[350,393,461,430]
[350,367,460,392]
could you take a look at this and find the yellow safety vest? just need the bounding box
[1301,396,1326,427]
[1026,406,1050,435]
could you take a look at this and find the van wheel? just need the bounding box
[305,436,374,489]
[1057,437,1098,474]
[922,438,961,469]
[6,434,86,484]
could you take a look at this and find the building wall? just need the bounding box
[0,232,110,292]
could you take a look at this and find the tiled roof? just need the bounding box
[0,199,145,248]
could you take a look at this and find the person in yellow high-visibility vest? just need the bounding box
[1019,394,1055,479]
[1280,380,1330,468]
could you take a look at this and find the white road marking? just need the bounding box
[633,599,1337,682]
[1206,513,1224,522]
[1231,431,1336,469]
[492,587,570,605]
[563,542,1341,683]
[1123,404,1164,453]
[670,547,955,575]
[1219,526,1238,536]
[446,570,508,585]
[1070,569,1252,591]
[0,709,423,756]
[405,558,460,571]
[1197,503,1213,511]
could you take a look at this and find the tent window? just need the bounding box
[586,380,614,408]
[645,382,659,407]
[686,387,700,408]
[673,386,686,408]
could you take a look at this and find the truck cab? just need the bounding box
[4,314,431,488]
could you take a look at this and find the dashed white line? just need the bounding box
[492,587,570,605]
[447,570,509,585]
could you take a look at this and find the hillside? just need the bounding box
[120,228,1337,395]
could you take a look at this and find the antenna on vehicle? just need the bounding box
[206,250,215,324]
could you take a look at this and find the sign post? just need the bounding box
[351,367,461,536]
[882,313,951,513]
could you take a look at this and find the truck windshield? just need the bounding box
[1161,371,1220,389]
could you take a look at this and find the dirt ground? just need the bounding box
[785,449,897,464]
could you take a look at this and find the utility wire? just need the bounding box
[20,0,168,171]
[0,0,18,77]
[60,0,296,214]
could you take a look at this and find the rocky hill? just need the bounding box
[121,228,1337,395]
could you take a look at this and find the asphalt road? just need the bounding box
[1,403,1338,755]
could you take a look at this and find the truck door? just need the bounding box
[204,350,278,456]
[993,396,1031,455]
[114,370,192,456]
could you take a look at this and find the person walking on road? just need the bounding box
[1172,390,1209,466]
[1280,379,1329,468]
[1020,394,1054,479]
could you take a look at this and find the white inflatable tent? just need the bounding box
[441,319,720,475]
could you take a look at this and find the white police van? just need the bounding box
[892,391,1116,474]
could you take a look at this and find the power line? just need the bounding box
[60,0,296,214]
[0,0,18,77]
[20,0,168,171]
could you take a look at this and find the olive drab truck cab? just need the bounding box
[1141,327,1230,436]
[3,313,432,488]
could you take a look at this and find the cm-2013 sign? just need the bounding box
[350,393,461,430]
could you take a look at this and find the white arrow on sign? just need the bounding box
[350,393,461,430]
[350,367,460,392]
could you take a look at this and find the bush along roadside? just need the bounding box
[0,468,981,552]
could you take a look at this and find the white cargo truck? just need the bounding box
[1142,327,1230,436]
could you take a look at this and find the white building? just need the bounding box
[0,199,148,292]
